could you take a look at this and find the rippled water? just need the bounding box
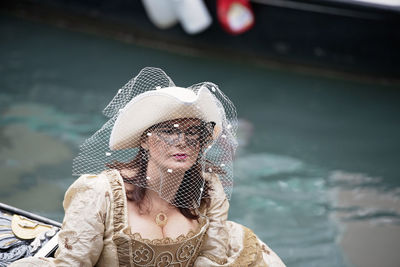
[1,14,400,267]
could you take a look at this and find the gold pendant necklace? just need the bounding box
[155,211,168,227]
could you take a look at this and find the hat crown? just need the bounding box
[157,86,197,103]
[110,85,221,150]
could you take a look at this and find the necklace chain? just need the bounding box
[123,178,176,227]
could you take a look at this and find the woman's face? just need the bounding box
[141,118,205,174]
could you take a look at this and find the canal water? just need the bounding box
[1,14,400,267]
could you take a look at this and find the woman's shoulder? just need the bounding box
[65,170,122,200]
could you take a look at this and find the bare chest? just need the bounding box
[126,201,198,240]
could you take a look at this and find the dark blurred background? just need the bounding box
[2,0,400,80]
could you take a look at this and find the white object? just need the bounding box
[141,0,178,29]
[227,3,254,32]
[34,232,59,257]
[170,0,212,34]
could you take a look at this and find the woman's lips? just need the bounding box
[173,153,188,160]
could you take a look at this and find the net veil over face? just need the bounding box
[73,67,238,209]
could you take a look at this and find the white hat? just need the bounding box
[110,86,223,150]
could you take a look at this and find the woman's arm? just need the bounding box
[9,174,109,267]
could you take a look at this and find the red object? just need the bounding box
[217,0,255,35]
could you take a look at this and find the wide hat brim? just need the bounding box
[110,86,223,150]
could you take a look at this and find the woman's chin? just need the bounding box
[164,160,194,173]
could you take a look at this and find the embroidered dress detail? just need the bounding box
[128,227,202,246]
[234,226,268,267]
[127,227,206,266]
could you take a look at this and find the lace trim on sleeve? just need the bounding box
[104,170,131,267]
[199,252,228,265]
[235,226,267,267]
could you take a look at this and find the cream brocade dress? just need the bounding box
[10,170,285,267]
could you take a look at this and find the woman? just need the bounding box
[10,67,285,266]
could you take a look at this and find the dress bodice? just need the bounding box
[106,170,210,267]
[111,218,208,267]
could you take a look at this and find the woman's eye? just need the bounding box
[186,130,198,136]
[186,127,201,135]
[160,128,180,135]
[161,129,174,134]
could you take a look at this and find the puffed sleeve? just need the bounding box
[9,174,109,267]
[196,173,230,265]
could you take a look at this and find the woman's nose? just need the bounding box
[175,132,188,147]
